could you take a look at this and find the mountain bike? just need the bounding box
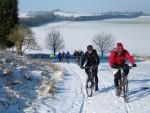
[115,65,134,102]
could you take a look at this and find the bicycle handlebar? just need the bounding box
[114,65,136,70]
[128,65,136,69]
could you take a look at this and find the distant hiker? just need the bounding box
[109,42,137,95]
[80,45,100,91]
[50,53,55,61]
[73,50,78,63]
[66,51,71,63]
[58,52,62,62]
[77,50,84,66]
[62,51,66,62]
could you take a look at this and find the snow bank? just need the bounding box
[0,52,64,113]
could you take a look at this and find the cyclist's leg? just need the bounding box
[122,64,129,76]
[85,68,91,81]
[114,70,121,96]
[114,70,121,87]
[93,67,99,91]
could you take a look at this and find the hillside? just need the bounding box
[19,10,146,27]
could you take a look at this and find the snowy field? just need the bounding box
[30,16,150,55]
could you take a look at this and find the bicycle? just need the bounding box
[115,65,134,102]
[84,66,96,97]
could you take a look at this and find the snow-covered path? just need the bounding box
[29,62,150,113]
[59,62,150,113]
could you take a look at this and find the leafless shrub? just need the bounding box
[9,25,38,55]
[39,80,56,96]
[3,68,12,76]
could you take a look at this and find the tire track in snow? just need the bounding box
[69,65,88,113]
[29,99,57,113]
[62,64,87,113]
[109,85,132,113]
[98,71,131,113]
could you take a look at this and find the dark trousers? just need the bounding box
[58,58,62,62]
[85,67,98,86]
[114,64,129,87]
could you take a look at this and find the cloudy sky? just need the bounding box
[19,0,150,13]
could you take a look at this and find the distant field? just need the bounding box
[30,16,150,55]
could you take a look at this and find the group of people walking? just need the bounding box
[57,51,71,62]
[50,50,85,63]
[50,51,71,62]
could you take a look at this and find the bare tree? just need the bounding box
[46,30,65,55]
[22,30,38,53]
[93,32,115,57]
[9,25,38,55]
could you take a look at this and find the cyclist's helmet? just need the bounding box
[87,45,93,50]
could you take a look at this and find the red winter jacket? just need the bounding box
[109,49,135,67]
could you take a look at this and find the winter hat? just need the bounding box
[117,42,124,50]
[87,45,93,50]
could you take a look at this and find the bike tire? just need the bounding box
[86,81,94,97]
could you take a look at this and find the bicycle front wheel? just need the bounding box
[123,76,129,102]
[86,81,94,97]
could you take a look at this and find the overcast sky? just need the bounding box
[19,0,150,13]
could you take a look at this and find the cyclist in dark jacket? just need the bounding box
[80,45,100,91]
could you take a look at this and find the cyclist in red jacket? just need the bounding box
[109,42,136,93]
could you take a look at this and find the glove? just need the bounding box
[132,64,137,67]
[80,66,84,69]
[111,64,116,68]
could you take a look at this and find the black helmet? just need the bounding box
[87,45,93,50]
